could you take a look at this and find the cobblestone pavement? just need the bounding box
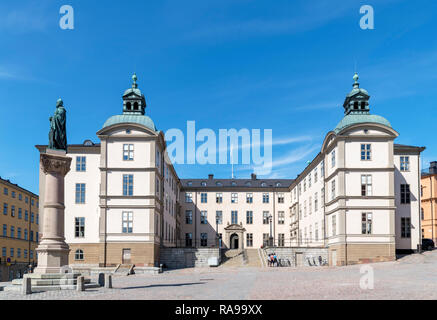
[1,250,437,300]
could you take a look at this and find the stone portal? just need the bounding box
[224,223,246,253]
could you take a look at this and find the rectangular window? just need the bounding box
[263,193,269,203]
[30,231,34,241]
[36,214,39,225]
[31,213,34,223]
[361,144,371,160]
[123,144,134,161]
[263,211,270,224]
[278,211,285,224]
[25,210,28,221]
[361,213,372,234]
[30,250,33,259]
[200,193,207,203]
[10,248,14,258]
[11,205,15,217]
[75,217,85,237]
[185,210,193,224]
[304,200,307,217]
[123,175,134,196]
[246,211,253,224]
[76,156,86,171]
[246,193,253,204]
[18,208,22,219]
[332,215,337,236]
[122,212,133,233]
[308,197,312,215]
[200,211,207,224]
[331,180,336,201]
[3,188,7,195]
[231,211,238,224]
[331,150,336,168]
[321,160,325,177]
[185,192,192,203]
[24,229,28,240]
[400,156,410,171]
[314,193,318,212]
[278,234,285,247]
[400,184,411,204]
[231,193,238,204]
[200,233,208,247]
[24,249,27,258]
[246,233,253,247]
[2,224,6,237]
[11,191,15,198]
[10,226,14,238]
[401,217,411,238]
[263,233,269,246]
[315,222,319,241]
[17,248,21,258]
[3,203,7,215]
[361,175,373,196]
[314,169,318,183]
[75,183,86,203]
[216,211,223,224]
[277,193,284,203]
[185,233,192,247]
[216,193,223,204]
[308,175,312,188]
[2,247,5,257]
[17,227,21,239]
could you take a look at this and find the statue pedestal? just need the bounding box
[34,149,72,274]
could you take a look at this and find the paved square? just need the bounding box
[1,250,437,300]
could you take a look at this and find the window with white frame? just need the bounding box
[278,211,285,224]
[216,193,223,203]
[246,193,253,203]
[263,211,269,224]
[216,211,223,224]
[315,222,319,241]
[246,233,253,247]
[76,156,86,171]
[331,150,336,168]
[361,175,372,196]
[122,212,133,233]
[75,217,85,237]
[331,180,336,201]
[200,211,207,224]
[304,200,307,217]
[361,144,371,161]
[123,175,134,196]
[308,196,312,215]
[277,193,284,203]
[185,192,193,203]
[231,193,238,203]
[314,168,318,183]
[123,144,134,161]
[246,211,253,224]
[200,193,207,203]
[321,160,325,177]
[262,193,269,203]
[185,210,193,224]
[75,183,86,204]
[308,174,312,188]
[314,193,318,212]
[278,233,285,247]
[400,156,410,171]
[75,249,84,261]
[231,211,238,224]
[361,212,372,234]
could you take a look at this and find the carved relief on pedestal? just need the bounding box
[40,153,72,176]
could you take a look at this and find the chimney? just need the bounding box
[430,162,437,174]
[208,174,214,180]
[251,173,257,180]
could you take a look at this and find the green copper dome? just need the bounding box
[102,114,157,131]
[334,114,391,134]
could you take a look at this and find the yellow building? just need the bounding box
[421,162,437,243]
[0,177,39,281]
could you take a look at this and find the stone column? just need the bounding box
[34,150,72,274]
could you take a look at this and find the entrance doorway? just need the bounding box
[122,249,131,264]
[230,233,239,249]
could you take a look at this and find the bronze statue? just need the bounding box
[48,98,67,151]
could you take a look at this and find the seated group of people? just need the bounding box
[267,253,279,267]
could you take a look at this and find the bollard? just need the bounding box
[104,274,112,289]
[98,273,105,287]
[21,276,32,295]
[76,276,85,292]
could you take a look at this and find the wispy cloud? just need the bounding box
[0,3,50,33]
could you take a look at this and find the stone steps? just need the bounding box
[245,249,262,267]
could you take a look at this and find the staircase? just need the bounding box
[219,250,244,267]
[114,264,134,276]
[245,249,263,267]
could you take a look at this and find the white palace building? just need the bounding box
[36,73,425,267]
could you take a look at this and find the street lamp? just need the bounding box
[269,214,273,247]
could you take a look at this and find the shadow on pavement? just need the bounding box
[120,282,205,290]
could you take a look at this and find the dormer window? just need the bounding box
[126,102,132,110]
[134,102,139,110]
[354,101,359,110]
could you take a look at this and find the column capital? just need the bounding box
[40,152,72,176]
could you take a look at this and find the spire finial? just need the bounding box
[132,73,138,89]
[353,72,359,89]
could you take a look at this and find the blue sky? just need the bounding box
[0,0,436,194]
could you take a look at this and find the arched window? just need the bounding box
[275,182,282,187]
[245,181,251,187]
[126,102,132,110]
[231,181,237,186]
[133,102,139,110]
[354,101,359,109]
[261,182,267,187]
[75,249,84,261]
[361,101,366,109]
